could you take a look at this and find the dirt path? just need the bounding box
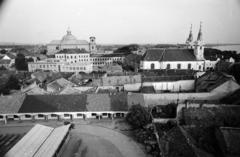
[70,124,146,157]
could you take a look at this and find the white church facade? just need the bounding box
[47,28,97,55]
[141,23,217,71]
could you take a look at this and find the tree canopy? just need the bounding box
[0,75,20,95]
[114,44,139,54]
[15,53,28,71]
[126,104,152,129]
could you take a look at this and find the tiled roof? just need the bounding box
[143,48,196,61]
[0,59,11,64]
[19,95,88,113]
[159,126,213,157]
[196,72,237,92]
[5,53,16,59]
[0,95,26,114]
[47,78,76,93]
[218,127,240,155]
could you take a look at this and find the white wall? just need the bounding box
[141,61,205,71]
[143,80,195,92]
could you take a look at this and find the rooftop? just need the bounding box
[5,124,71,157]
[196,72,237,92]
[56,49,89,54]
[143,48,197,62]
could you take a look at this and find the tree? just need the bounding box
[0,49,7,54]
[26,57,34,62]
[40,49,47,55]
[5,75,21,90]
[0,66,7,70]
[126,104,152,129]
[0,75,20,95]
[122,54,142,72]
[15,53,28,71]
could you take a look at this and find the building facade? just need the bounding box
[47,28,97,55]
[28,49,124,73]
[141,23,217,71]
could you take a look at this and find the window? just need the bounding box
[177,64,181,69]
[199,65,201,70]
[25,115,31,118]
[51,114,57,117]
[167,64,171,69]
[77,113,82,117]
[150,63,155,69]
[188,64,191,69]
[38,114,44,118]
[64,114,70,117]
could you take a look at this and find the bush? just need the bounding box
[126,104,152,129]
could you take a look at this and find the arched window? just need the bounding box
[167,64,171,69]
[188,64,191,69]
[151,63,155,70]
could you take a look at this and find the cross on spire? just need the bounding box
[67,27,71,35]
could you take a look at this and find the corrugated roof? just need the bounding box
[5,124,54,157]
[33,125,70,157]
[5,124,71,157]
[143,48,196,61]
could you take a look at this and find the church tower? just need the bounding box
[194,22,205,60]
[89,36,97,53]
[186,24,194,49]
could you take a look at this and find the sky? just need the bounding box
[0,0,240,44]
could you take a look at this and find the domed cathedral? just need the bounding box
[47,28,97,55]
[186,22,205,61]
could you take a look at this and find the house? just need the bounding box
[99,63,123,74]
[0,59,11,69]
[97,74,141,87]
[195,72,240,95]
[5,124,71,157]
[216,127,240,157]
[46,78,76,93]
[159,126,213,157]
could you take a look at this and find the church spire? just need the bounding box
[197,22,203,41]
[188,24,193,42]
[186,24,193,48]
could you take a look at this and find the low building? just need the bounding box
[158,126,213,157]
[28,49,124,73]
[5,124,71,157]
[46,78,76,93]
[0,60,11,69]
[195,72,240,94]
[216,127,240,157]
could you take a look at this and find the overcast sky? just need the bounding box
[0,0,240,44]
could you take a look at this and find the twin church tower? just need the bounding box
[186,22,205,61]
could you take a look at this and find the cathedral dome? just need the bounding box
[60,28,78,44]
